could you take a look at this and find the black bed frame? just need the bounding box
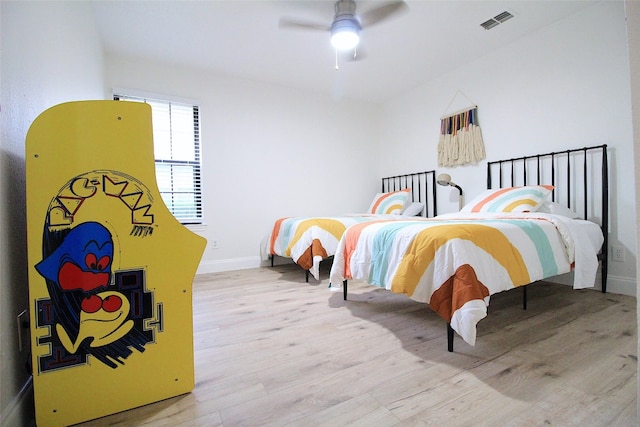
[380,170,438,219]
[341,145,609,353]
[445,144,610,352]
[336,170,437,292]
[313,170,437,284]
[325,170,437,285]
[271,170,438,282]
[486,144,609,292]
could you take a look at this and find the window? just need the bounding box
[114,93,202,224]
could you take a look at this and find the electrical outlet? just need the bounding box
[611,245,625,262]
[211,240,219,250]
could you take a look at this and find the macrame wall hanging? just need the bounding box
[437,92,486,167]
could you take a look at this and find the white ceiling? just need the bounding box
[90,0,596,104]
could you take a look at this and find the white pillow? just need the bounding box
[402,202,424,216]
[536,200,579,218]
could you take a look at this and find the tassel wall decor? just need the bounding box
[437,107,486,167]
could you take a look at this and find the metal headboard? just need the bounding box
[487,144,608,292]
[381,170,438,217]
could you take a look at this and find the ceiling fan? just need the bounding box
[279,0,408,67]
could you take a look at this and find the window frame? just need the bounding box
[113,90,203,225]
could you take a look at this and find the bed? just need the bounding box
[329,145,608,351]
[265,170,438,282]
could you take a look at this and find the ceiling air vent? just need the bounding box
[480,11,514,30]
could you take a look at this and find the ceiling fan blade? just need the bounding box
[279,17,330,32]
[359,1,408,28]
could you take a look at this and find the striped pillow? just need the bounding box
[368,188,411,215]
[461,185,554,213]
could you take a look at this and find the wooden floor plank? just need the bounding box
[74,264,637,426]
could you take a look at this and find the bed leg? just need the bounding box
[602,258,608,293]
[305,270,309,283]
[523,286,527,310]
[270,255,274,267]
[447,323,454,352]
[343,280,348,300]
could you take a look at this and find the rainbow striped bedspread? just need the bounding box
[329,212,603,346]
[267,214,417,280]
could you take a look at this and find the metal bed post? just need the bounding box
[447,323,454,352]
[583,148,588,219]
[601,145,609,293]
[551,153,556,202]
[566,150,571,210]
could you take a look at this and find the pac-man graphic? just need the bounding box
[56,290,134,353]
[35,220,153,370]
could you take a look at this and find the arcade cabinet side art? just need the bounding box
[25,100,206,426]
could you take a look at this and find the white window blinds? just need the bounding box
[114,94,203,224]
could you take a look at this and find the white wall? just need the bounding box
[105,56,381,273]
[625,0,640,416]
[380,1,636,296]
[0,1,637,426]
[0,2,105,426]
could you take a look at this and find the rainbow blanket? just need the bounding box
[329,212,603,345]
[267,214,420,280]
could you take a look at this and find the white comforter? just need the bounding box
[329,212,603,345]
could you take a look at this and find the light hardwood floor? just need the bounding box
[75,263,637,426]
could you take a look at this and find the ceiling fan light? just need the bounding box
[330,20,360,50]
[331,30,359,50]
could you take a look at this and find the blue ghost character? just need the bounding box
[36,221,114,292]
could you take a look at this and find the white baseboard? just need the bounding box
[537,271,636,297]
[196,256,262,274]
[603,274,637,296]
[196,255,297,275]
[1,376,33,427]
